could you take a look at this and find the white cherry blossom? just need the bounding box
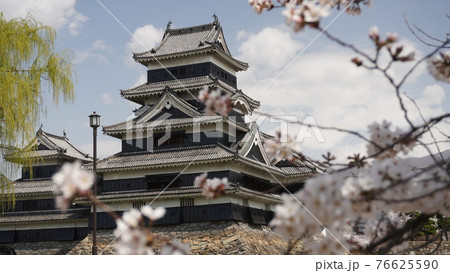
[269,194,306,239]
[121,209,142,228]
[198,86,232,116]
[427,51,450,83]
[303,2,330,23]
[141,206,166,221]
[114,219,151,255]
[366,120,417,159]
[52,161,94,211]
[368,26,379,41]
[264,131,301,161]
[194,173,229,199]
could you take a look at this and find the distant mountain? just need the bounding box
[405,149,450,169]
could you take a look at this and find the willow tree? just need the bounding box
[0,13,74,211]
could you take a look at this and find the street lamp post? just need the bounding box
[89,111,100,255]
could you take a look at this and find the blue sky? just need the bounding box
[1,0,449,162]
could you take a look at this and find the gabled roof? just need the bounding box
[238,123,271,166]
[120,76,260,114]
[7,129,92,163]
[231,123,317,176]
[231,90,261,115]
[133,18,248,71]
[105,89,249,137]
[134,88,201,123]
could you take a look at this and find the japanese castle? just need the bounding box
[0,17,317,244]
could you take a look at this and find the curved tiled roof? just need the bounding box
[13,180,54,195]
[104,116,224,134]
[0,208,89,224]
[92,186,281,204]
[133,20,248,70]
[120,75,234,98]
[278,166,316,175]
[7,129,92,163]
[92,144,235,171]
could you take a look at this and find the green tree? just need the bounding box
[407,212,437,241]
[436,214,450,241]
[0,13,74,211]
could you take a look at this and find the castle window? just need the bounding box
[133,201,145,209]
[153,132,184,147]
[180,198,194,207]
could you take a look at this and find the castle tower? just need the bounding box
[91,17,317,228]
[0,129,92,244]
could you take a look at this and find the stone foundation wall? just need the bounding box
[3,221,449,255]
[4,241,81,255]
[68,221,308,255]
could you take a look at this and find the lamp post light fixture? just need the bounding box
[89,111,100,255]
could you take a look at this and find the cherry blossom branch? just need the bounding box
[253,109,379,147]
[318,28,417,128]
[374,184,450,204]
[396,42,449,89]
[403,93,445,162]
[319,28,375,62]
[86,191,121,220]
[255,109,449,172]
[365,213,431,254]
[404,15,449,48]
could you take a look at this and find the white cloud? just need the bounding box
[101,93,113,105]
[74,39,112,64]
[238,27,304,74]
[404,84,446,123]
[0,0,88,35]
[133,74,147,87]
[125,24,164,68]
[417,84,445,107]
[236,30,247,40]
[238,27,447,160]
[92,40,112,51]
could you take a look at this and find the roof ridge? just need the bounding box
[41,130,91,160]
[43,131,67,140]
[39,131,60,150]
[121,75,211,93]
[121,143,220,155]
[166,22,215,34]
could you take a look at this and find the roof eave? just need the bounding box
[133,47,248,71]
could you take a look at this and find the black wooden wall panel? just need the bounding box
[0,231,15,243]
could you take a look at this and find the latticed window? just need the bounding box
[154,132,184,147]
[132,201,145,209]
[180,198,194,207]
